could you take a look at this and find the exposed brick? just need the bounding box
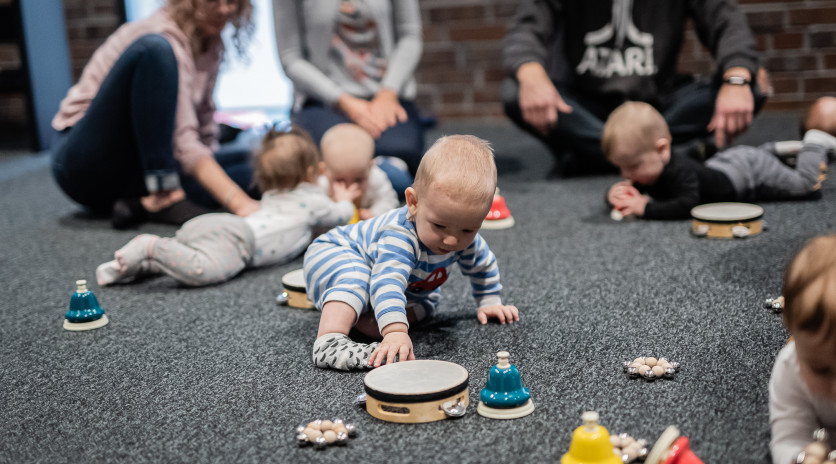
[428,5,486,22]
[474,84,502,103]
[768,76,800,93]
[746,11,785,33]
[416,68,475,85]
[419,49,456,66]
[493,3,518,18]
[753,33,770,51]
[805,76,836,92]
[449,25,506,42]
[739,0,803,3]
[766,55,818,72]
[825,53,836,69]
[484,66,507,83]
[810,31,836,48]
[790,8,836,26]
[771,32,804,49]
[421,24,447,43]
[764,100,816,112]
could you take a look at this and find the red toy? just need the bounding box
[646,426,704,464]
[482,190,515,230]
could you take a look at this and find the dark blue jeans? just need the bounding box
[52,34,252,212]
[503,77,767,173]
[292,98,424,195]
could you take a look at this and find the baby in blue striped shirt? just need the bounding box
[305,135,520,370]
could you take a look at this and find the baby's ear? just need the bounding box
[656,138,671,160]
[318,161,326,175]
[405,187,418,214]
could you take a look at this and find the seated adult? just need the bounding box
[51,0,259,229]
[502,0,768,174]
[273,0,424,197]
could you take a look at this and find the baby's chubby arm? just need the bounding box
[368,322,416,367]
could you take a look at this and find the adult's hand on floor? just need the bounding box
[516,62,573,136]
[338,94,387,139]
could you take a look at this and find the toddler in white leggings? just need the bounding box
[96,125,360,287]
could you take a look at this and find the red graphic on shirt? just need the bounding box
[407,268,448,293]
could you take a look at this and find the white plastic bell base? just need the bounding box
[481,216,515,230]
[476,399,534,419]
[63,314,109,331]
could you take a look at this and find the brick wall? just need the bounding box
[3,0,834,129]
[417,0,836,119]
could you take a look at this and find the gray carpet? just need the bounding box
[2,115,832,463]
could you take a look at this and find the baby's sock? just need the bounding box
[113,234,158,278]
[96,259,161,286]
[312,333,379,371]
[804,129,836,157]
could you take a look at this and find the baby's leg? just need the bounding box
[148,214,253,286]
[307,243,377,370]
[744,143,828,200]
[95,234,161,286]
[313,301,379,370]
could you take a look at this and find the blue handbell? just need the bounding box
[63,280,109,331]
[477,351,535,419]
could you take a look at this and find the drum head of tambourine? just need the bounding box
[691,202,763,222]
[281,268,307,293]
[364,360,469,403]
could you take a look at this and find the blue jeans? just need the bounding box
[292,98,424,192]
[52,34,252,212]
[503,77,768,173]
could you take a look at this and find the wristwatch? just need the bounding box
[723,75,751,86]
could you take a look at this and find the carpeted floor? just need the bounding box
[1,114,832,463]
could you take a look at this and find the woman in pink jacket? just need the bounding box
[52,0,258,228]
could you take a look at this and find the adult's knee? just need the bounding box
[125,34,178,83]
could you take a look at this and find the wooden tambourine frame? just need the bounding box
[364,360,469,423]
[279,269,314,309]
[690,202,764,239]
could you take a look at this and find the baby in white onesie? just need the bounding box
[96,125,360,287]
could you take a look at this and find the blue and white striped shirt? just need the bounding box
[305,206,503,330]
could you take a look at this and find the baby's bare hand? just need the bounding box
[369,331,414,367]
[331,181,363,203]
[477,305,520,325]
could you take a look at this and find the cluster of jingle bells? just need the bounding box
[561,412,704,464]
[623,357,681,381]
[295,419,357,449]
[764,296,785,313]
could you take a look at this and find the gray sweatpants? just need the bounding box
[706,142,827,201]
[147,213,256,286]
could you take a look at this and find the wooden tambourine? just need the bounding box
[363,360,469,423]
[275,268,314,309]
[690,202,764,239]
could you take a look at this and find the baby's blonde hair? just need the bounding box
[320,123,374,169]
[601,101,671,159]
[254,124,319,192]
[413,135,497,207]
[783,235,836,341]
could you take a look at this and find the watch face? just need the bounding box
[726,76,749,85]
